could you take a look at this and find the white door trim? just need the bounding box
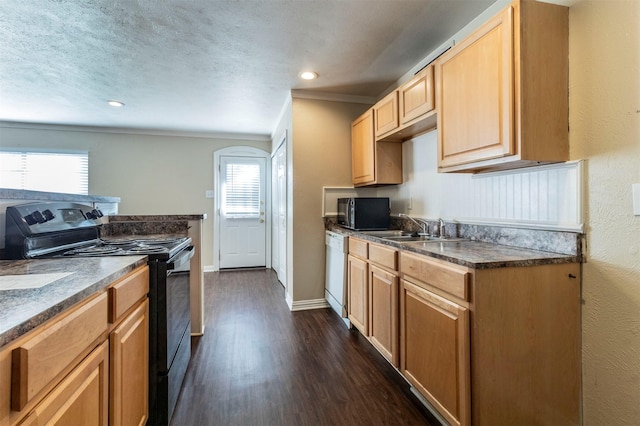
[213,146,271,271]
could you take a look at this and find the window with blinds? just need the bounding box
[0,150,89,194]
[222,162,261,218]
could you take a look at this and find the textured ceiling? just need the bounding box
[0,0,495,136]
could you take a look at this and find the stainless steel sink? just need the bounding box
[383,235,468,242]
[402,238,469,248]
[357,230,468,244]
[381,235,430,241]
[358,230,413,237]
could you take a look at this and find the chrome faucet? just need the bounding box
[399,213,429,235]
[438,218,446,238]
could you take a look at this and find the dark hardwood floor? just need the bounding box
[170,269,439,426]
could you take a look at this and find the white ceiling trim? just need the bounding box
[0,121,271,142]
[290,90,376,105]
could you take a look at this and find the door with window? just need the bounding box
[219,156,267,268]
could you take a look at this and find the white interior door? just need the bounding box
[273,142,287,285]
[219,156,267,269]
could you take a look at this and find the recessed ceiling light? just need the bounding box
[107,100,125,107]
[299,71,318,80]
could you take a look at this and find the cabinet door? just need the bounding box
[20,341,109,426]
[436,6,514,169]
[351,109,375,185]
[369,264,398,366]
[110,300,149,426]
[401,279,470,426]
[374,91,399,138]
[347,255,369,335]
[399,65,434,125]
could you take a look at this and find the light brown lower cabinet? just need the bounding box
[0,265,150,426]
[347,254,369,335]
[399,251,581,426]
[401,278,470,426]
[369,265,399,366]
[109,299,149,426]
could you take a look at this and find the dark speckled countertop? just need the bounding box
[0,256,148,348]
[330,228,580,269]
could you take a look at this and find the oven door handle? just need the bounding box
[167,246,194,273]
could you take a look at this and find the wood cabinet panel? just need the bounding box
[351,109,375,185]
[347,255,369,335]
[437,7,514,169]
[399,65,435,125]
[368,243,397,271]
[11,293,109,411]
[348,238,368,260]
[400,252,470,301]
[19,341,109,426]
[369,265,398,366]
[108,266,149,323]
[351,108,402,187]
[471,264,581,425]
[110,300,149,426]
[436,0,569,172]
[374,91,399,138]
[401,279,470,426]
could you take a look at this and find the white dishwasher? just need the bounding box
[325,230,350,328]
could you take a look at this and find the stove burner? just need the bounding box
[135,237,182,245]
[100,237,185,246]
[126,245,168,254]
[64,245,124,256]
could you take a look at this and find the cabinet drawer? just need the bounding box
[108,266,149,323]
[348,238,368,259]
[368,243,398,271]
[400,252,470,301]
[12,292,109,411]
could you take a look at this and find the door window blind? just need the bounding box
[223,162,261,218]
[0,150,89,194]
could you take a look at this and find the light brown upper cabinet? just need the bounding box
[374,91,399,139]
[399,65,435,126]
[351,108,402,187]
[375,65,437,143]
[435,0,569,173]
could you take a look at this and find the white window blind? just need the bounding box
[0,150,89,194]
[223,162,261,218]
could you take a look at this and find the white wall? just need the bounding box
[569,1,640,424]
[0,124,270,266]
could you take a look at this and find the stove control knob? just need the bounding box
[32,211,46,224]
[24,214,38,225]
[88,209,103,219]
[42,209,55,221]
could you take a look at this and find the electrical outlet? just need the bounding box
[633,184,640,216]
[205,190,214,199]
[407,196,413,210]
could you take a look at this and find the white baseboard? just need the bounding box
[289,298,330,312]
[203,265,216,272]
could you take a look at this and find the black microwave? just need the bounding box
[337,197,390,230]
